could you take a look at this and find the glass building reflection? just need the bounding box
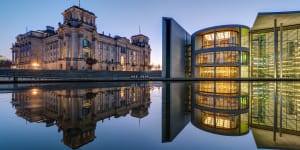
[163,81,300,149]
[192,81,249,135]
[11,83,151,149]
[9,81,300,149]
[250,82,300,149]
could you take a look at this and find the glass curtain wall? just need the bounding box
[251,26,300,78]
[192,81,249,135]
[195,81,249,110]
[193,26,249,79]
[250,82,300,132]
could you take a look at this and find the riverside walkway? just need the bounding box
[0,69,162,83]
[0,69,299,83]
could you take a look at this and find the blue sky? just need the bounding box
[1,0,300,65]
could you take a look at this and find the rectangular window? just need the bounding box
[216,31,239,47]
[216,51,239,64]
[241,28,249,48]
[241,52,248,64]
[196,94,214,107]
[197,52,214,64]
[216,67,238,78]
[199,67,214,78]
[241,66,248,78]
[198,81,214,93]
[202,33,214,48]
[216,82,238,94]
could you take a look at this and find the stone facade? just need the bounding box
[12,84,151,148]
[11,6,151,71]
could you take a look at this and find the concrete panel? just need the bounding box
[162,18,191,78]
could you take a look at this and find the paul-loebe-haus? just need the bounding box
[11,6,151,71]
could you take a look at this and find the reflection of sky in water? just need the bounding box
[0,82,296,150]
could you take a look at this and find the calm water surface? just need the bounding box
[0,81,298,150]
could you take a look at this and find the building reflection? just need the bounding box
[192,81,249,135]
[162,81,300,149]
[11,83,151,149]
[250,82,300,149]
[10,81,300,149]
[162,82,191,142]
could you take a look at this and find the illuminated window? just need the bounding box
[216,67,238,78]
[133,51,137,64]
[197,53,214,64]
[216,117,231,129]
[217,31,230,39]
[216,51,239,64]
[216,82,238,93]
[199,81,214,93]
[120,56,125,71]
[199,67,214,78]
[196,94,214,107]
[203,33,214,48]
[204,33,214,41]
[241,28,249,48]
[216,31,238,47]
[216,96,239,110]
[120,87,125,98]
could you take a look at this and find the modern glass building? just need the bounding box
[163,11,300,79]
[192,25,250,79]
[251,11,300,78]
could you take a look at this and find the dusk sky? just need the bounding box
[1,0,300,65]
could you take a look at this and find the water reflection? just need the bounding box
[7,81,300,149]
[11,83,151,149]
[162,82,191,142]
[163,81,300,149]
[250,82,300,149]
[192,81,249,136]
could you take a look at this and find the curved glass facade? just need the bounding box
[192,81,249,135]
[192,109,249,135]
[193,25,250,79]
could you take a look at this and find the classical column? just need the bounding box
[58,36,63,59]
[78,33,83,59]
[65,33,71,70]
[71,31,78,69]
[92,37,97,70]
[12,51,15,64]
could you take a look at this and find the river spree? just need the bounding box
[0,81,299,150]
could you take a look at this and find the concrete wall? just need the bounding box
[162,17,191,78]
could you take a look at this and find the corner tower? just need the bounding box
[62,6,96,30]
[57,6,97,70]
[131,34,151,71]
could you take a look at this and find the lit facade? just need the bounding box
[192,25,250,79]
[12,84,151,149]
[11,6,151,71]
[250,82,300,149]
[251,11,300,78]
[163,11,300,79]
[192,81,249,135]
[250,82,300,132]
